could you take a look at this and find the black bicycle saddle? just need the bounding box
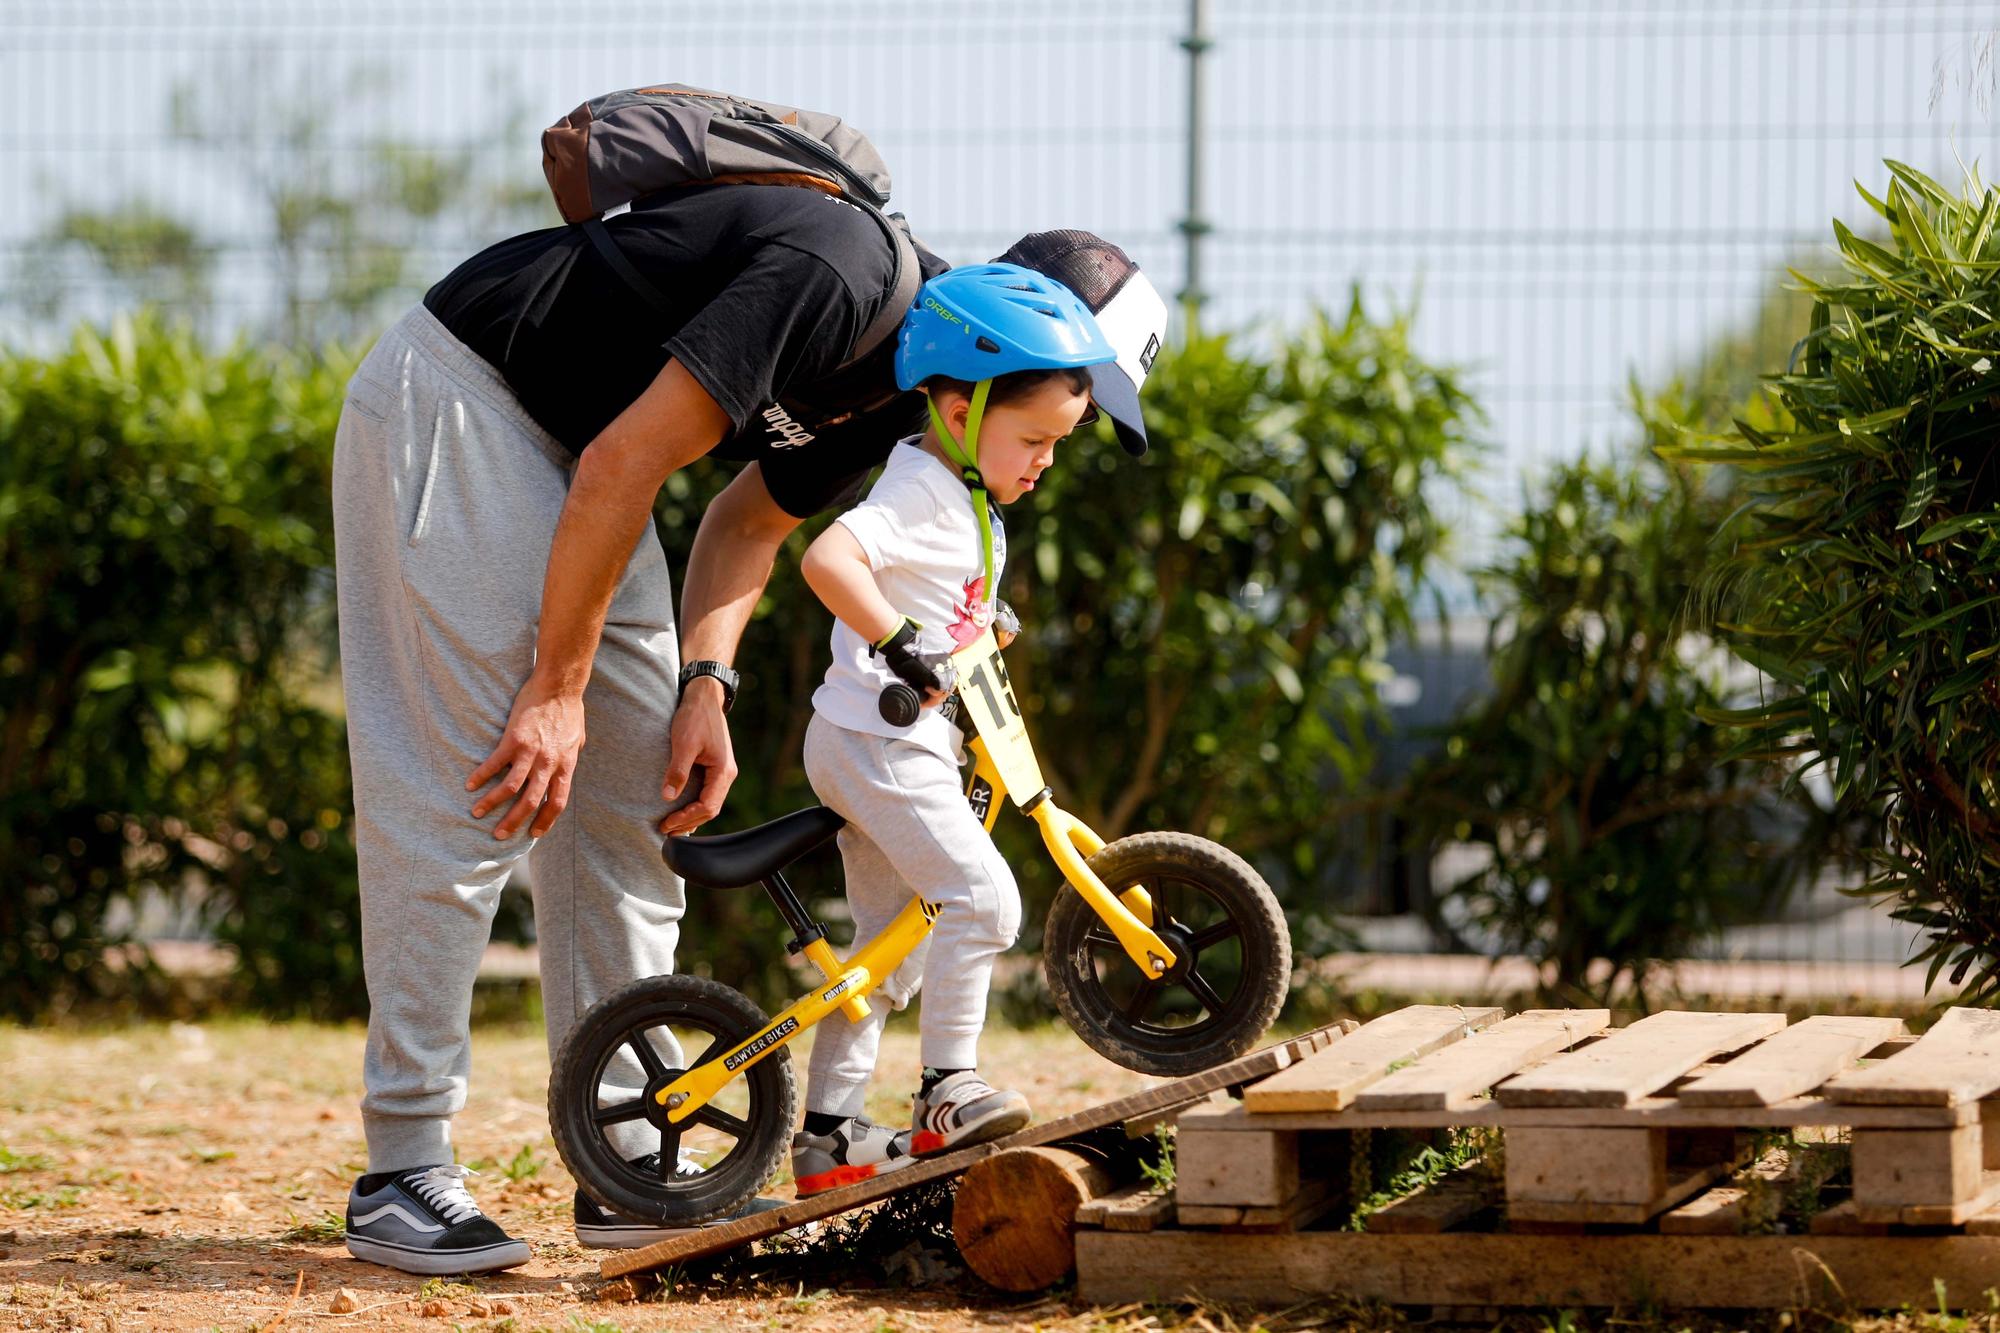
[662,806,847,888]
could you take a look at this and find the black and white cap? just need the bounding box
[995,230,1170,456]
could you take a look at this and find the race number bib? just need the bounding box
[950,630,1046,805]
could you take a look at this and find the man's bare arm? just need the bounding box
[661,463,804,834]
[467,358,732,840]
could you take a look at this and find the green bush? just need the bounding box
[0,313,357,1019]
[1399,423,1834,1006]
[0,297,1477,1021]
[1661,162,2000,1001]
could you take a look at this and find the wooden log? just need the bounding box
[1073,1231,2000,1308]
[1355,1010,1610,1112]
[1244,1005,1503,1113]
[1827,1008,2000,1107]
[951,1146,1121,1293]
[1677,1015,1905,1107]
[1495,1011,1786,1108]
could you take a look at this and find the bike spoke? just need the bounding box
[1185,968,1227,1015]
[1123,979,1162,1022]
[592,1098,649,1127]
[693,1031,730,1069]
[655,1126,681,1177]
[1084,925,1120,952]
[627,1032,669,1082]
[693,1104,750,1139]
[1191,919,1242,951]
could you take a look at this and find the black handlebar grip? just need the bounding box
[879,682,921,727]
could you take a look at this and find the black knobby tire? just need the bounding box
[548,973,796,1226]
[1043,832,1291,1077]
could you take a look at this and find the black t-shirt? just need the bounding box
[423,184,943,517]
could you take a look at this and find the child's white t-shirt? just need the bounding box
[811,438,1005,763]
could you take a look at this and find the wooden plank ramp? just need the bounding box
[1494,1011,1786,1108]
[1243,1005,1503,1113]
[1827,1008,2000,1106]
[1676,1015,1904,1107]
[1355,1009,1609,1111]
[598,1022,1346,1277]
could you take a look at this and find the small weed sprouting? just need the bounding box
[1138,1123,1176,1193]
[187,1147,236,1165]
[0,1147,54,1175]
[416,1277,480,1303]
[500,1143,544,1183]
[278,1210,345,1243]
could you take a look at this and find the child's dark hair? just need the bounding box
[923,365,1092,409]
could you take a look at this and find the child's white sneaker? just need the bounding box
[908,1070,1031,1156]
[790,1116,914,1197]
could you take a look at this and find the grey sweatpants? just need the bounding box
[333,305,684,1171]
[801,713,1022,1119]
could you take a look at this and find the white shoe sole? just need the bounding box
[344,1233,531,1275]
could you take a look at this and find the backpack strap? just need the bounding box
[584,196,920,373]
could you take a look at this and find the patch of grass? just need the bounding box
[0,1147,54,1174]
[0,1186,82,1210]
[278,1210,345,1243]
[186,1146,236,1164]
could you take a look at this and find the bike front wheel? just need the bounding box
[548,973,796,1226]
[1043,831,1291,1077]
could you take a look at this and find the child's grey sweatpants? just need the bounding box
[333,304,685,1172]
[800,712,1023,1119]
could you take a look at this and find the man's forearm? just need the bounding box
[532,454,662,697]
[532,359,733,699]
[678,465,802,670]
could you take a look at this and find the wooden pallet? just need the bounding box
[599,1021,1353,1277]
[1075,1003,2000,1308]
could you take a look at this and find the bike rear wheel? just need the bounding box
[548,974,795,1226]
[1043,831,1290,1077]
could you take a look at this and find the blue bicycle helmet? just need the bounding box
[890,262,1116,618]
[894,263,1116,391]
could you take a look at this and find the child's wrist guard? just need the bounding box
[873,616,958,697]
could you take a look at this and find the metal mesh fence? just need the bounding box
[6,0,1996,980]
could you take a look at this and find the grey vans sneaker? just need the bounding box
[344,1164,531,1275]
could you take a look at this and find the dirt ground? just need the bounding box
[0,1015,1977,1333]
[0,1015,1222,1332]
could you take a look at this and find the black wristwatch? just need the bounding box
[679,660,741,713]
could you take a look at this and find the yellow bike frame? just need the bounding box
[650,630,1175,1125]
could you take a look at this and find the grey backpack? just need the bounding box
[543,84,918,370]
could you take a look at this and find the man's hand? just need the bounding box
[662,676,737,834]
[467,679,586,839]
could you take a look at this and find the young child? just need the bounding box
[790,263,1119,1195]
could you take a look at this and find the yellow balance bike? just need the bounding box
[548,628,1290,1225]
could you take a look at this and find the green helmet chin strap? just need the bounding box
[927,379,998,606]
